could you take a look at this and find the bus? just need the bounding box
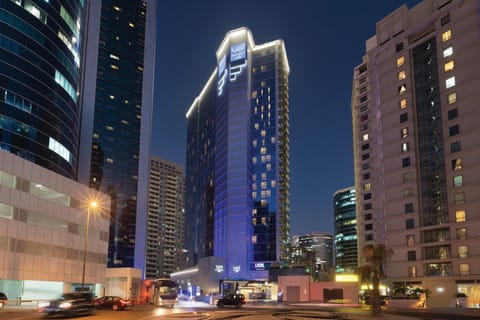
[146,279,178,307]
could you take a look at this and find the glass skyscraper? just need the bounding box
[333,187,357,273]
[0,0,86,178]
[79,0,156,272]
[185,27,290,280]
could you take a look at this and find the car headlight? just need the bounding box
[59,302,72,309]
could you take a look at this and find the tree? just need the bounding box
[357,244,393,315]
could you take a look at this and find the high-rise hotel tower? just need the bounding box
[352,0,480,307]
[185,27,290,280]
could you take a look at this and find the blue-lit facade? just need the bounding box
[79,0,156,272]
[0,0,86,178]
[333,187,357,273]
[186,28,290,280]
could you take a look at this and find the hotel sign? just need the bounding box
[230,42,246,62]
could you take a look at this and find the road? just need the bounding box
[1,301,480,320]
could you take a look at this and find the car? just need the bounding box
[40,292,95,317]
[0,292,7,309]
[216,293,246,308]
[94,296,132,310]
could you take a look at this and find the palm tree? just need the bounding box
[357,244,393,315]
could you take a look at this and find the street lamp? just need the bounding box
[81,200,97,291]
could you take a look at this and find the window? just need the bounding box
[362,143,370,151]
[400,98,407,109]
[452,158,462,170]
[365,234,373,241]
[398,84,407,93]
[363,172,371,180]
[398,71,406,80]
[401,127,409,138]
[406,218,414,229]
[406,235,415,246]
[448,108,458,120]
[364,203,372,210]
[458,246,468,258]
[447,92,457,104]
[402,142,409,152]
[396,56,405,67]
[444,61,454,72]
[362,134,369,141]
[408,266,417,277]
[405,203,414,213]
[456,210,466,222]
[365,213,372,220]
[365,224,373,231]
[362,153,370,160]
[446,76,456,88]
[396,42,404,52]
[454,192,465,204]
[408,250,416,261]
[364,183,371,191]
[364,193,372,200]
[459,263,470,275]
[441,14,450,26]
[402,157,411,168]
[403,172,412,182]
[443,46,453,58]
[450,141,461,153]
[442,30,452,42]
[453,175,463,187]
[400,113,408,123]
[456,227,467,240]
[449,125,459,136]
[404,188,413,198]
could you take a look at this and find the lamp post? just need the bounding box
[81,200,97,291]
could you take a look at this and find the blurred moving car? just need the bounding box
[40,292,95,317]
[0,292,7,309]
[94,296,132,310]
[216,293,246,308]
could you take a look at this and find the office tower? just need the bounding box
[1,0,86,178]
[298,232,334,273]
[146,156,185,279]
[333,187,358,273]
[185,27,290,280]
[352,0,480,307]
[79,0,156,271]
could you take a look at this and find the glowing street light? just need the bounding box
[81,200,98,291]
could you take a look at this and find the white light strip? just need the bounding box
[170,267,199,277]
[253,40,290,75]
[216,27,255,58]
[186,70,216,118]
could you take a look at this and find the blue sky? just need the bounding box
[151,0,422,236]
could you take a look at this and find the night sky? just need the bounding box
[151,0,422,236]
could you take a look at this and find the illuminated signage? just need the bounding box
[217,54,227,96]
[251,262,270,271]
[230,42,246,62]
[255,263,265,270]
[232,265,241,273]
[215,265,224,273]
[218,54,226,76]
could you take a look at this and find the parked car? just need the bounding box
[40,292,95,317]
[94,296,132,310]
[0,292,7,309]
[216,293,246,308]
